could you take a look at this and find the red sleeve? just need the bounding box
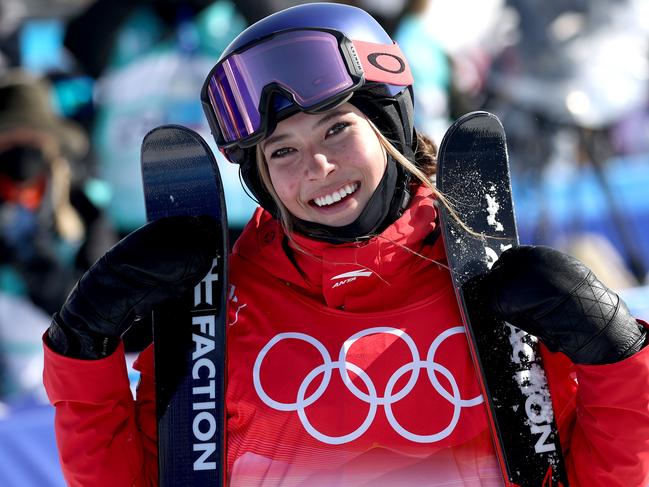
[544,321,649,487]
[43,338,158,487]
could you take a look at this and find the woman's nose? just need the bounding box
[304,153,335,180]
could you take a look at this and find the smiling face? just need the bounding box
[259,103,387,227]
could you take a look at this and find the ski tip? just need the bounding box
[143,124,204,143]
[438,111,506,160]
[454,111,502,126]
[142,124,209,149]
[449,111,504,132]
[141,124,216,163]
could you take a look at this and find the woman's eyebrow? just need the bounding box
[262,132,290,150]
[262,109,351,150]
[313,109,348,129]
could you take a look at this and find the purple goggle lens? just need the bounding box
[205,30,355,146]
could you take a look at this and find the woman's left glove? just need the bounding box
[470,245,647,365]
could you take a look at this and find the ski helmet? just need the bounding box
[201,2,417,216]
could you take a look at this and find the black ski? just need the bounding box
[436,112,568,486]
[141,125,227,487]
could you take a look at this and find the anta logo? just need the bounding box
[331,269,373,288]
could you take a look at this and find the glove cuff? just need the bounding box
[45,313,120,360]
[621,323,648,360]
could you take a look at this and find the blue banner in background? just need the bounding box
[0,402,65,487]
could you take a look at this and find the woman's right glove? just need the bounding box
[45,215,218,359]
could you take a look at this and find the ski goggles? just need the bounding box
[201,28,413,156]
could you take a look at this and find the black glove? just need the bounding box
[469,245,647,365]
[46,215,218,359]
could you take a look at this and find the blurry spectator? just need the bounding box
[0,69,117,315]
[64,0,255,234]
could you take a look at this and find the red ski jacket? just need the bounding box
[43,187,649,486]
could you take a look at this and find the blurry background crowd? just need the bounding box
[0,0,648,484]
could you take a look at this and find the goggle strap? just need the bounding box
[351,40,414,87]
[397,86,415,150]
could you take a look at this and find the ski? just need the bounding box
[141,125,228,487]
[436,111,568,486]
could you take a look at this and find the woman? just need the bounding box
[43,3,649,486]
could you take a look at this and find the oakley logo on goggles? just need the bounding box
[201,29,413,152]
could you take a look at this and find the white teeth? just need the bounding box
[314,183,358,207]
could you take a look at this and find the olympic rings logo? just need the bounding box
[253,326,483,445]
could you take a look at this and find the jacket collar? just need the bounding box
[233,186,448,310]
